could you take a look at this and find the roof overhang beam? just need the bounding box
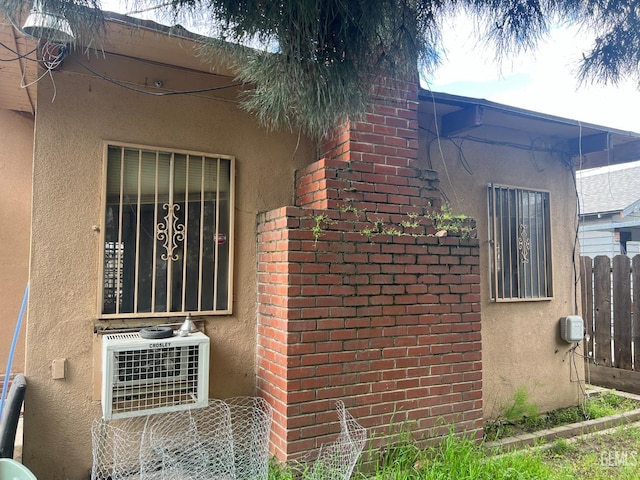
[440,106,483,136]
[568,132,611,155]
[575,139,640,169]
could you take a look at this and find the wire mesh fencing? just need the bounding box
[226,396,273,480]
[91,397,366,480]
[91,415,147,480]
[139,399,235,480]
[306,400,368,480]
[91,397,271,480]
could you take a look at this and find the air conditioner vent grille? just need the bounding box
[101,332,209,419]
[104,332,140,341]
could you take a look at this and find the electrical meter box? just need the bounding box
[560,316,584,343]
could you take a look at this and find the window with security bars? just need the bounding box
[101,144,234,317]
[488,184,553,301]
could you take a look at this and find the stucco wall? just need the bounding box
[23,54,314,479]
[0,109,33,378]
[417,119,582,419]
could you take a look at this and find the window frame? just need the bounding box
[98,142,235,319]
[488,183,553,302]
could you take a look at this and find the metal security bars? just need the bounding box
[488,184,553,300]
[100,144,234,317]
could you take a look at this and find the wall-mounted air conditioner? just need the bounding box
[101,331,210,420]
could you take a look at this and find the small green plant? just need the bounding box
[522,413,546,431]
[428,204,474,238]
[547,406,584,425]
[547,437,575,456]
[360,217,389,241]
[268,457,308,480]
[310,214,330,244]
[400,212,420,229]
[484,422,515,441]
[584,390,636,419]
[268,457,295,480]
[485,390,640,442]
[503,386,540,424]
[372,218,385,233]
[360,226,374,239]
[337,202,475,243]
[376,440,423,476]
[484,386,540,441]
[601,390,625,408]
[339,202,363,219]
[381,226,402,236]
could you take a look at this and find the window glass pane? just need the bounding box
[136,204,156,313]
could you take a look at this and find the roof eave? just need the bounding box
[622,198,640,217]
[419,88,640,169]
[419,88,640,140]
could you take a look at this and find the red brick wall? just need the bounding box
[256,78,482,460]
[298,78,424,212]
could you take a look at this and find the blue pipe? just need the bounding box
[0,284,29,419]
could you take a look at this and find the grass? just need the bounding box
[484,390,640,441]
[268,427,640,479]
[269,431,567,480]
[267,392,640,480]
[543,424,640,479]
[366,433,562,479]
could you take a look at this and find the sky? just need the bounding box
[101,2,640,134]
[427,14,640,134]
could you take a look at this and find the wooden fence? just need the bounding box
[580,255,640,393]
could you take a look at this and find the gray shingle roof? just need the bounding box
[577,161,640,215]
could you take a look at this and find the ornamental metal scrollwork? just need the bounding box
[156,203,185,261]
[518,224,531,264]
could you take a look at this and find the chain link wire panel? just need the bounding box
[91,397,273,480]
[91,415,148,480]
[140,399,235,480]
[306,401,367,480]
[226,397,273,480]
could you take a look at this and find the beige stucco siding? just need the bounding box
[23,54,313,479]
[0,109,33,377]
[418,121,582,419]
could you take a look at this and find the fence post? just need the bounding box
[594,255,612,366]
[613,255,632,369]
[580,256,594,358]
[633,255,640,371]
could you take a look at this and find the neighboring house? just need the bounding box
[2,9,640,479]
[577,162,640,258]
